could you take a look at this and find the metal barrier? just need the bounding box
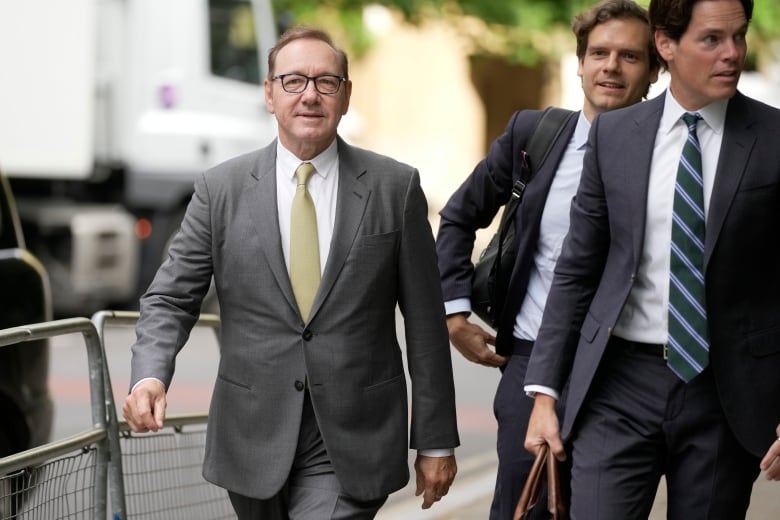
[0,318,110,519]
[92,310,234,520]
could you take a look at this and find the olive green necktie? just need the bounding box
[290,162,320,322]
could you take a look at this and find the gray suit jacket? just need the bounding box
[526,91,780,457]
[130,137,460,500]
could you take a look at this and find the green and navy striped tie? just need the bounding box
[667,112,709,382]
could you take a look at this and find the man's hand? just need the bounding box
[414,454,457,509]
[446,314,506,367]
[759,423,780,481]
[122,379,167,433]
[524,394,566,462]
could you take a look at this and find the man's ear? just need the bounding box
[655,29,675,64]
[264,78,276,114]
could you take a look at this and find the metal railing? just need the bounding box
[0,318,109,519]
[0,311,230,520]
[92,310,232,520]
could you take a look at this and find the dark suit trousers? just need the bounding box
[569,338,760,519]
[491,339,570,520]
[228,391,387,520]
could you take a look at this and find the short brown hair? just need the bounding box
[573,0,660,75]
[267,25,349,80]
[649,0,753,44]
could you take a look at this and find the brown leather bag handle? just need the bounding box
[545,445,566,519]
[513,444,548,520]
[513,444,567,520]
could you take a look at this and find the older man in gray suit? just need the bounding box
[122,26,459,519]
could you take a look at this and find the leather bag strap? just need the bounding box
[513,444,548,520]
[512,443,568,520]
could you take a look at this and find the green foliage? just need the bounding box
[271,0,780,65]
[751,0,780,40]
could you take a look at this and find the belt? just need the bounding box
[511,338,534,356]
[610,336,668,360]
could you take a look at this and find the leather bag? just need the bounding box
[513,443,567,520]
[471,107,575,327]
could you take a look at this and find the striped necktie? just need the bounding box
[290,162,320,322]
[667,112,709,382]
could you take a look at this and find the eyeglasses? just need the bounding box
[272,74,346,95]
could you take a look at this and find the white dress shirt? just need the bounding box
[513,112,590,340]
[276,140,339,274]
[613,93,726,342]
[528,91,727,400]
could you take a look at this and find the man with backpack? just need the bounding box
[435,1,660,517]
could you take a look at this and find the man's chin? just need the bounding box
[596,97,633,113]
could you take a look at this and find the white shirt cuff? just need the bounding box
[444,298,472,316]
[131,377,166,393]
[524,385,559,400]
[418,448,454,458]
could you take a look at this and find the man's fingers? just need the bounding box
[152,393,166,430]
[525,394,566,461]
[448,318,505,366]
[414,455,457,509]
[760,436,780,480]
[122,380,167,433]
[479,350,508,367]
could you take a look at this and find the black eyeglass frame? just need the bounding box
[271,74,347,94]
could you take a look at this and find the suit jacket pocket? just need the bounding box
[365,373,404,393]
[216,373,252,391]
[746,325,780,358]
[354,230,398,249]
[344,231,399,289]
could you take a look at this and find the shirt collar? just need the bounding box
[661,89,728,136]
[276,139,339,181]
[573,111,590,150]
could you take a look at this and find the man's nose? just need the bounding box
[301,79,320,98]
[604,53,620,71]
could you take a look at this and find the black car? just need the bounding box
[0,170,53,459]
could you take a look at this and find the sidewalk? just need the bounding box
[376,452,496,520]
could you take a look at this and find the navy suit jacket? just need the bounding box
[525,91,780,457]
[436,109,579,356]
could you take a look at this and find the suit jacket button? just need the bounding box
[302,329,313,341]
[294,380,305,391]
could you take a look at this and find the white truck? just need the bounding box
[0,0,279,315]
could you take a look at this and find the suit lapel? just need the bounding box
[704,93,754,270]
[247,143,300,313]
[627,96,664,264]
[310,138,370,320]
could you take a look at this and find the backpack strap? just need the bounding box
[499,107,577,228]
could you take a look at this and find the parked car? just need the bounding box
[0,169,53,458]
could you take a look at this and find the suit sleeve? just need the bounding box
[130,172,214,389]
[436,110,539,303]
[397,169,460,451]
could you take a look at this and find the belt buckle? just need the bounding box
[662,343,668,360]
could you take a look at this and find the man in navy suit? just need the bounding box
[525,0,780,517]
[435,1,659,517]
